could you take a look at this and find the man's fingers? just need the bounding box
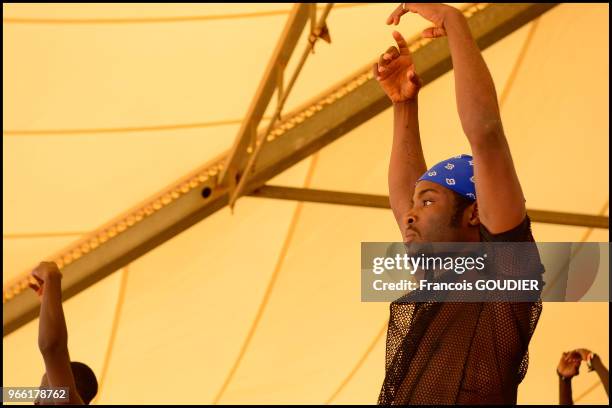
[373,62,394,82]
[28,276,43,296]
[41,261,60,273]
[29,273,44,292]
[31,268,43,281]
[378,52,396,72]
[373,63,381,80]
[393,14,402,26]
[381,50,392,64]
[386,4,407,25]
[575,348,591,359]
[403,3,424,14]
[392,31,410,55]
[378,54,386,72]
[422,27,447,38]
[383,46,400,62]
[385,6,397,25]
[386,10,395,25]
[28,274,41,286]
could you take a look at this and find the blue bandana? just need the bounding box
[417,154,476,201]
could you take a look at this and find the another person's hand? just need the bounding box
[573,348,593,361]
[557,351,581,379]
[387,3,462,38]
[29,262,62,298]
[373,31,421,103]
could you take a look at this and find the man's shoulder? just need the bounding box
[479,215,534,243]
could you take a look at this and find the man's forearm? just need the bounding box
[592,356,609,396]
[38,278,68,353]
[559,377,573,405]
[389,99,426,224]
[444,9,503,143]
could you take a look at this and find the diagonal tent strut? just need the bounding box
[219,3,334,209]
[248,185,609,229]
[227,4,334,210]
[3,3,559,336]
[218,3,310,194]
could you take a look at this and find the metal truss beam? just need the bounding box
[249,185,609,229]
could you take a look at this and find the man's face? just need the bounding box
[403,180,473,243]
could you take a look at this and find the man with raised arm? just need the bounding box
[374,4,543,404]
[557,348,609,405]
[30,261,98,405]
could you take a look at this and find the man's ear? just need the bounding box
[468,201,480,226]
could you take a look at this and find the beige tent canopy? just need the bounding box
[3,3,609,404]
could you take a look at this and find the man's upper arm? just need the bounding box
[387,101,427,237]
[472,129,526,234]
[481,215,544,384]
[42,349,84,405]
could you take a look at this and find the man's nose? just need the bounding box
[405,211,417,227]
[407,214,417,225]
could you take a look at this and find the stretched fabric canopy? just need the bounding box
[3,3,609,404]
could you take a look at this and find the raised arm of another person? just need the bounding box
[30,262,84,405]
[557,351,581,405]
[389,3,526,234]
[374,30,427,237]
[575,348,610,397]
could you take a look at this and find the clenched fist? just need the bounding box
[29,261,62,298]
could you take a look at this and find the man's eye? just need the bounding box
[423,200,433,206]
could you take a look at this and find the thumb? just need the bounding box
[407,70,421,87]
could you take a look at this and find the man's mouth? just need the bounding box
[404,230,419,242]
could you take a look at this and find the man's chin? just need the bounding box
[403,241,434,257]
[403,232,422,244]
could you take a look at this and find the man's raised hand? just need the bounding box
[373,31,421,103]
[557,351,581,378]
[387,3,463,39]
[29,261,62,298]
